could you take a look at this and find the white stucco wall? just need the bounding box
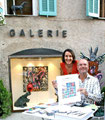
[0,0,105,91]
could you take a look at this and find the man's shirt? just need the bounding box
[78,73,102,104]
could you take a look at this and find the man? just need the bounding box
[77,59,102,104]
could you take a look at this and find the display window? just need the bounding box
[8,48,62,111]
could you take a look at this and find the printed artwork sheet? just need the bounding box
[56,74,81,105]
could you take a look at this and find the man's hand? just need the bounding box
[52,80,57,89]
[78,88,88,96]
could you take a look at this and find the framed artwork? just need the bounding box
[23,66,48,92]
[56,74,81,105]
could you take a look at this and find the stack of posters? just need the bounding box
[55,106,93,120]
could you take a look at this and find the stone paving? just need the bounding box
[0,112,42,120]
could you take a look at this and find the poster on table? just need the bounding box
[56,74,81,105]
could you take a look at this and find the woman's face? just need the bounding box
[64,51,73,65]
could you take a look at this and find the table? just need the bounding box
[22,103,98,120]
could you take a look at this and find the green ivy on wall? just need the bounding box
[0,15,5,26]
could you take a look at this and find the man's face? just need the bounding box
[78,59,89,74]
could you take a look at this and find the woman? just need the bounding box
[52,49,78,101]
[60,49,78,75]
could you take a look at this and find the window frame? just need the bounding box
[39,0,57,16]
[0,0,5,25]
[86,0,100,18]
[5,0,57,17]
[5,0,38,16]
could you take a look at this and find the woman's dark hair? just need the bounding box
[62,49,76,63]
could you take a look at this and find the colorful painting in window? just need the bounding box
[23,66,48,92]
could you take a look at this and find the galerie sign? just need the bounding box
[9,29,67,38]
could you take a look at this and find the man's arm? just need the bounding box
[87,79,102,102]
[78,78,102,102]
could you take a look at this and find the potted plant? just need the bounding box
[101,86,105,106]
[0,79,12,118]
[94,78,105,117]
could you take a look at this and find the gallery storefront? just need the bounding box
[0,0,105,116]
